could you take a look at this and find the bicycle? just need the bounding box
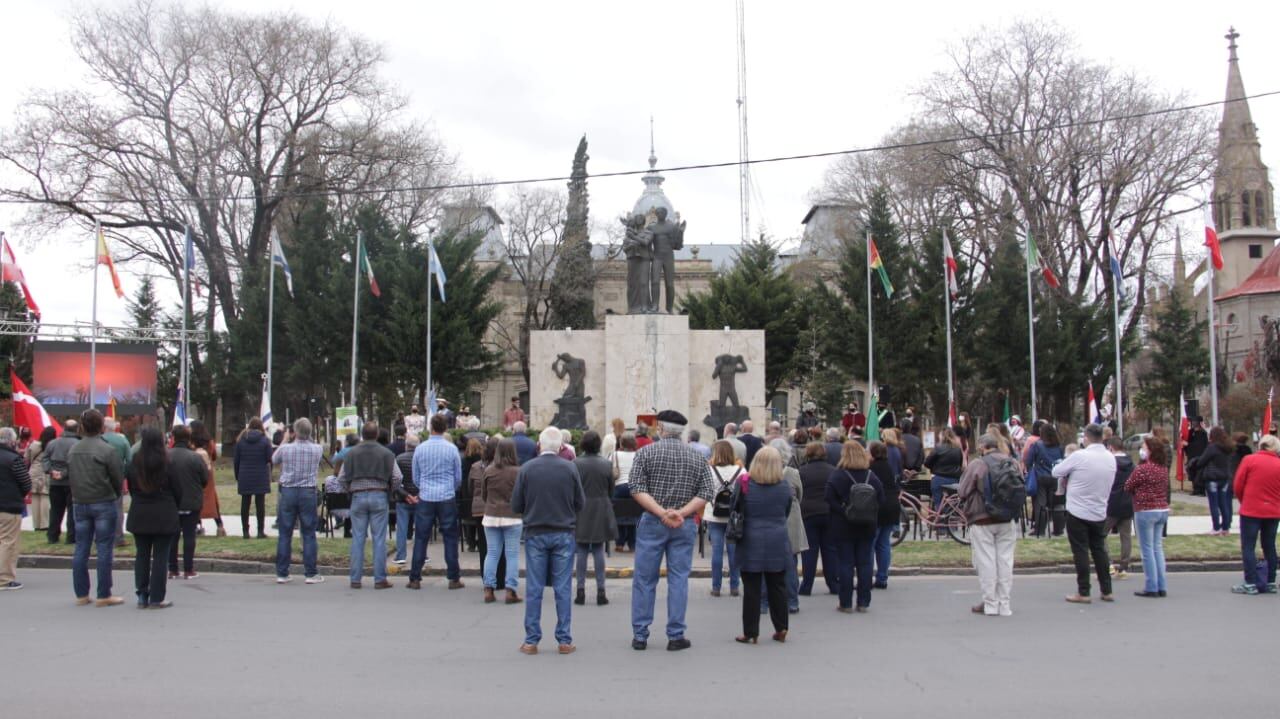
[894,488,970,546]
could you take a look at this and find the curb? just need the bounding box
[18,554,1242,578]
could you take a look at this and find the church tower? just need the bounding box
[1211,27,1279,292]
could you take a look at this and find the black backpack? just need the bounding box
[981,454,1026,522]
[711,467,743,518]
[842,471,880,526]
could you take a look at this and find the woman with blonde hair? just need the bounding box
[826,441,884,613]
[734,446,793,644]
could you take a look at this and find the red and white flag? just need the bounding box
[10,370,60,438]
[1,233,41,318]
[1176,390,1190,484]
[1263,386,1274,439]
[1205,205,1224,271]
[1087,381,1101,424]
[942,230,959,300]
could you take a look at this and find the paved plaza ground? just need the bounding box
[3,568,1273,717]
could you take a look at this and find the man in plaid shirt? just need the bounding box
[628,410,716,651]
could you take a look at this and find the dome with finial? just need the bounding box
[632,117,677,222]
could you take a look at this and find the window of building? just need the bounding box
[1250,244,1264,259]
[769,392,789,425]
[1257,191,1268,226]
[1218,194,1231,229]
[1242,192,1253,226]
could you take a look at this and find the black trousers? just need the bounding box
[741,570,787,638]
[134,533,173,604]
[1066,513,1112,597]
[169,513,199,573]
[241,494,265,536]
[47,485,75,543]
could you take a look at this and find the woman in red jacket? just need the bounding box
[1231,434,1280,595]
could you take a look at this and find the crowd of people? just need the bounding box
[3,400,1280,654]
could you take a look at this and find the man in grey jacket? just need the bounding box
[66,409,124,606]
[42,419,79,544]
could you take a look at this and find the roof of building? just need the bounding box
[1217,243,1280,300]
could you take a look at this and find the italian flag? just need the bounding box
[868,236,894,298]
[1026,231,1060,288]
[359,242,381,297]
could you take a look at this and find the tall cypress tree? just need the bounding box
[548,135,596,329]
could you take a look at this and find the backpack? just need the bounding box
[981,454,1026,522]
[711,467,743,518]
[842,471,880,526]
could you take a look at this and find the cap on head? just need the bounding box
[656,409,688,427]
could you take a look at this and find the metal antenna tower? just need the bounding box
[735,0,750,244]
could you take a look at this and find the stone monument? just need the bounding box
[549,352,590,430]
[704,353,751,437]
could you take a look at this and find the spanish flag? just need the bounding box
[96,222,124,298]
[868,236,894,298]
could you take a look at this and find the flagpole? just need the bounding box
[1112,261,1124,436]
[1025,231,1039,424]
[943,232,955,419]
[351,230,362,410]
[426,233,434,409]
[90,222,100,409]
[866,230,874,404]
[1207,261,1220,426]
[266,235,275,417]
[181,225,191,413]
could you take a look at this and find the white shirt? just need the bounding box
[613,450,636,486]
[703,465,743,523]
[1051,443,1116,522]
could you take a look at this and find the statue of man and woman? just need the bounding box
[620,207,686,314]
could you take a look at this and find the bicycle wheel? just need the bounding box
[893,499,915,547]
[942,504,971,545]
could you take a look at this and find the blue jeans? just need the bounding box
[484,524,522,591]
[1134,510,1168,593]
[706,521,739,592]
[524,531,575,646]
[411,500,460,582]
[931,475,958,510]
[631,514,695,642]
[874,524,899,584]
[800,514,838,595]
[72,501,117,599]
[1207,481,1234,532]
[395,503,413,561]
[276,487,319,578]
[1240,515,1279,586]
[835,534,874,609]
[349,492,389,584]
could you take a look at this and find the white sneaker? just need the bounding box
[305,575,325,584]
[393,559,407,566]
[276,576,292,584]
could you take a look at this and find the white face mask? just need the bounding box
[1139,448,1150,461]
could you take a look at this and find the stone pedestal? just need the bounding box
[530,315,765,442]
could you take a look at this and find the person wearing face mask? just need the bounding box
[1126,437,1171,597]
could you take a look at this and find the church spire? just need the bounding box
[1212,26,1273,234]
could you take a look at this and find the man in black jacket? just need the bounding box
[0,427,32,591]
[1184,417,1209,494]
[1104,436,1135,580]
[168,425,208,579]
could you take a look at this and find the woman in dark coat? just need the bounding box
[1190,426,1235,534]
[233,417,273,538]
[798,442,837,596]
[573,431,617,606]
[924,428,965,510]
[126,427,181,609]
[735,446,793,644]
[826,441,884,613]
[868,441,900,589]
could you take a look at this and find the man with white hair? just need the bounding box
[0,427,32,591]
[739,420,763,468]
[958,434,1019,616]
[722,423,746,463]
[272,418,325,584]
[511,426,585,655]
[511,421,537,465]
[628,410,716,651]
[102,417,131,546]
[824,427,844,466]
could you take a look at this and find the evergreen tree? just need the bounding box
[1137,286,1208,420]
[126,275,180,406]
[547,135,596,329]
[0,282,34,391]
[682,237,803,399]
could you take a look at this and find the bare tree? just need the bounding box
[0,0,453,324]
[486,186,569,385]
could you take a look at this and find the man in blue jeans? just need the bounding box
[407,413,463,590]
[628,410,716,651]
[66,409,125,606]
[393,434,420,564]
[340,422,406,589]
[512,427,585,655]
[272,418,326,584]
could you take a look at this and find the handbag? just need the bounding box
[724,483,745,542]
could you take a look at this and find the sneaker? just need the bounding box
[305,575,325,585]
[0,581,22,591]
[95,596,125,607]
[1232,583,1259,595]
[276,576,292,584]
[666,638,692,651]
[1115,570,1129,580]
[393,559,407,566]
[183,572,199,580]
[149,600,174,609]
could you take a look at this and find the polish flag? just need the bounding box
[1263,386,1274,439]
[1205,206,1224,271]
[10,370,60,438]
[1176,390,1190,485]
[1,233,41,318]
[942,230,959,299]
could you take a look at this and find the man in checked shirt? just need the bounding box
[628,409,716,651]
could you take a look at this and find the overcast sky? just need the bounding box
[1,0,1277,327]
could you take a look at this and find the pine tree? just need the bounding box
[682,237,803,399]
[1138,286,1208,419]
[548,135,596,329]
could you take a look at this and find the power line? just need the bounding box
[1,90,1274,208]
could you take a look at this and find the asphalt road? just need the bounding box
[2,568,1272,717]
